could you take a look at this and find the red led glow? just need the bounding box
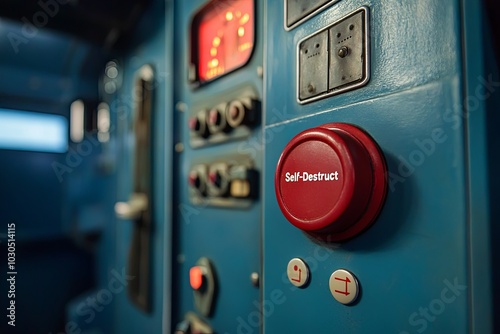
[190,266,204,290]
[197,0,254,82]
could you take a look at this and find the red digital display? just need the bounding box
[195,0,254,83]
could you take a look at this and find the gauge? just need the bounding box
[191,0,255,84]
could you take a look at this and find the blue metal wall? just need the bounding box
[262,0,495,333]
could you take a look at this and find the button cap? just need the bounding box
[275,123,387,241]
[189,110,210,138]
[329,269,359,305]
[207,107,230,134]
[188,165,208,196]
[191,257,217,317]
[286,258,310,288]
[207,163,230,197]
[190,266,205,291]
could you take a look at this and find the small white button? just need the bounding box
[287,258,310,288]
[329,269,359,305]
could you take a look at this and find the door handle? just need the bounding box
[114,64,154,312]
[114,193,148,220]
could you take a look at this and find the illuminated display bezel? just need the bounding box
[189,0,256,87]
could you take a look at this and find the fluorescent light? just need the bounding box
[0,109,68,153]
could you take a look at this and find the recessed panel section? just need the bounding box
[191,0,255,84]
[297,7,370,104]
[298,30,329,100]
[329,9,366,90]
[285,0,341,30]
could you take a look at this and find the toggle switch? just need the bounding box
[207,163,230,197]
[189,109,210,138]
[228,165,259,199]
[226,97,258,128]
[274,123,387,241]
[190,257,217,317]
[189,266,206,291]
[188,165,208,196]
[207,106,230,134]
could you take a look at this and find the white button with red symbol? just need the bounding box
[329,269,359,305]
[287,258,310,288]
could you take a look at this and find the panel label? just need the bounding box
[284,171,339,183]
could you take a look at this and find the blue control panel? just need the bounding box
[0,0,498,333]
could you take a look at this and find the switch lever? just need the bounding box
[114,193,148,220]
[113,65,154,312]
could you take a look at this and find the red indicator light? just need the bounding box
[188,172,198,187]
[209,109,219,125]
[190,266,204,290]
[209,172,218,184]
[188,117,198,130]
[195,0,254,83]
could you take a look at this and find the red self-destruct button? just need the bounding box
[274,123,387,242]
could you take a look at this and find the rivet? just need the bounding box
[175,143,184,153]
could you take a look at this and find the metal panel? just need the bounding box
[111,2,170,333]
[171,0,264,332]
[297,7,370,104]
[328,8,367,91]
[263,0,478,332]
[298,30,329,100]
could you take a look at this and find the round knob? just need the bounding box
[207,107,230,134]
[226,100,247,128]
[189,266,206,291]
[189,110,210,138]
[274,123,387,241]
[207,164,230,197]
[188,167,207,195]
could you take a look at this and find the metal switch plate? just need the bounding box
[298,30,329,100]
[329,9,366,90]
[297,7,370,104]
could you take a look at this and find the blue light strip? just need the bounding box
[0,109,68,153]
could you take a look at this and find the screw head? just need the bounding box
[307,84,315,93]
[338,46,349,58]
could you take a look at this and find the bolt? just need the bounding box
[176,102,187,112]
[307,84,315,93]
[175,143,184,153]
[338,46,349,58]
